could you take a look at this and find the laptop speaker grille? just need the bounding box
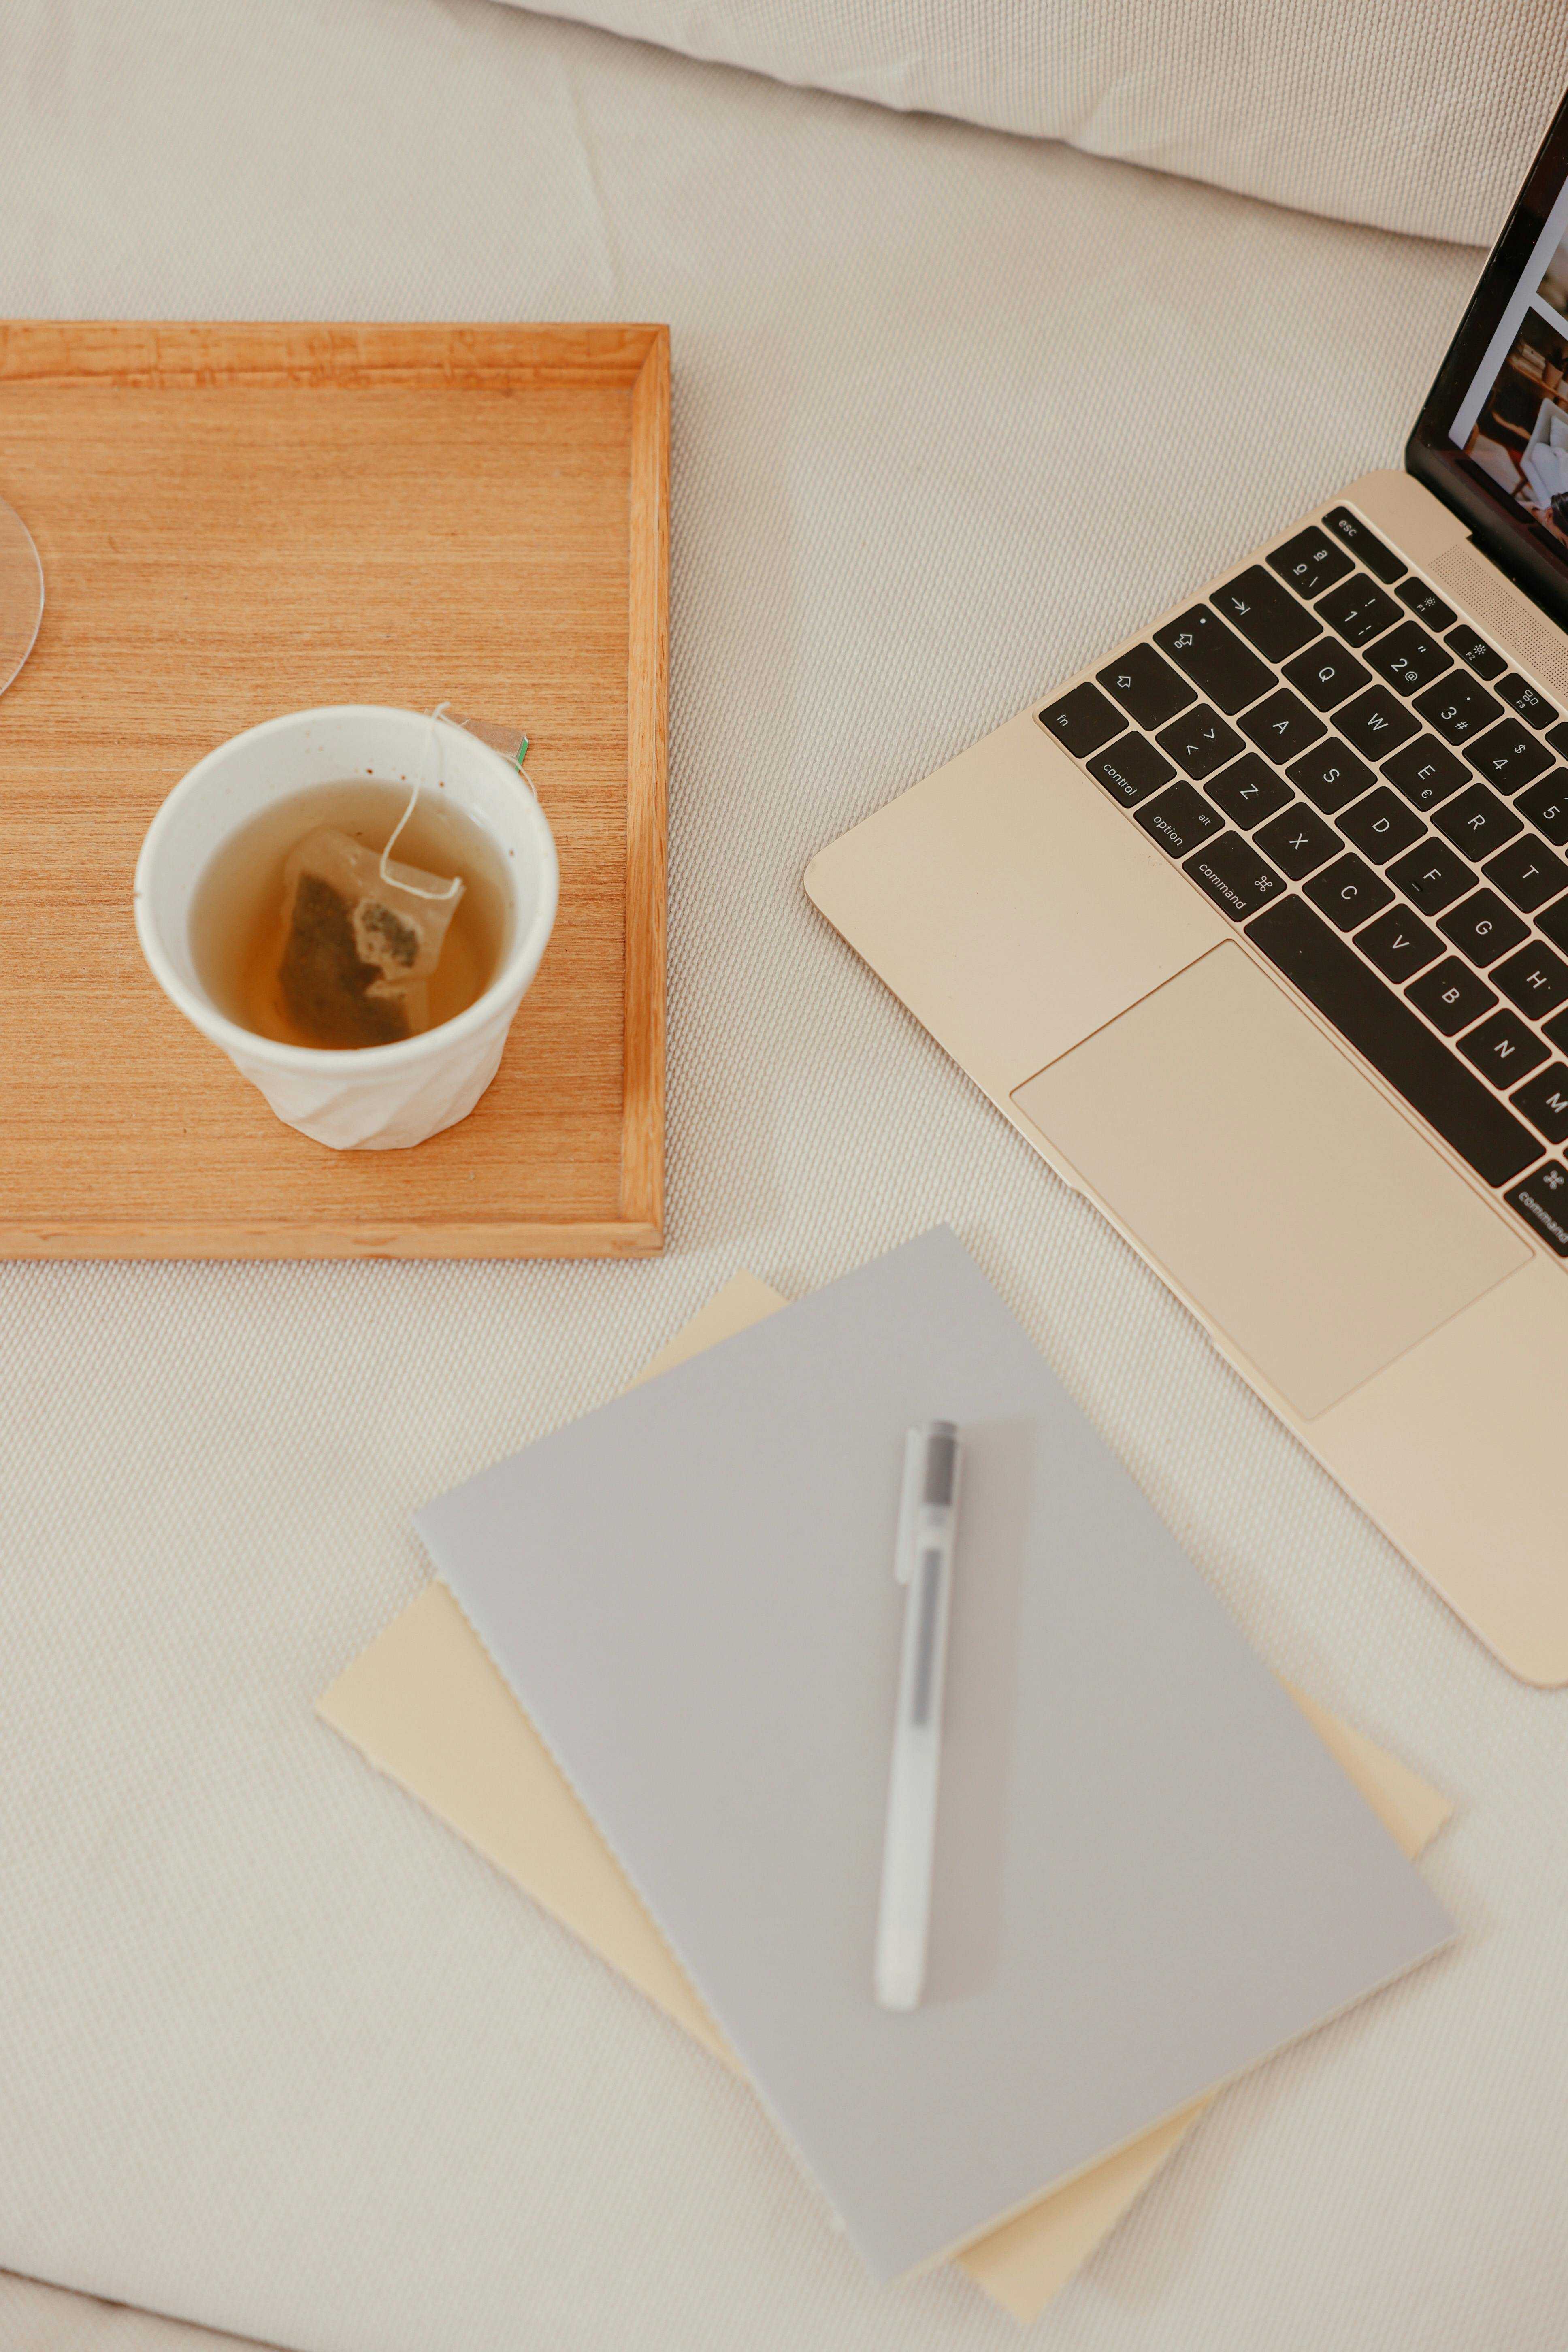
[1432,541,1568,706]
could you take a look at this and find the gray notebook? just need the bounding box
[417,1227,1453,2281]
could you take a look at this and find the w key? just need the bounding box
[1153,606,1274,714]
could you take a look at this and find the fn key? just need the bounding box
[1185,832,1285,920]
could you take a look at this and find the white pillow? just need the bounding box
[1548,404,1568,451]
[505,0,1568,243]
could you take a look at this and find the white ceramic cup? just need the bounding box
[134,705,558,1150]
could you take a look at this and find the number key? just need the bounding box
[1318,575,1402,647]
[1366,620,1451,695]
[1517,770,1568,845]
[1414,674,1503,744]
[1464,718,1553,794]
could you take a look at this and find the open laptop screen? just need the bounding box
[1408,87,1568,629]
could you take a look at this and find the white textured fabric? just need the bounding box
[4,5,1568,2352]
[498,0,1568,244]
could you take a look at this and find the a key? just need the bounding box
[1492,940,1568,1020]
[1246,896,1539,1185]
[1286,737,1376,814]
[1268,527,1353,600]
[1383,735,1470,812]
[1204,753,1292,830]
[1095,644,1196,731]
[1438,887,1529,967]
[1482,833,1568,914]
[1282,639,1370,712]
[1457,1010,1549,1087]
[1209,567,1319,661]
[1497,674,1557,729]
[1414,674,1504,745]
[1464,718,1553,795]
[1155,703,1246,780]
[1304,851,1393,930]
[1318,575,1402,648]
[1355,904,1442,983]
[1153,607,1274,714]
[1321,507,1404,582]
[1338,786,1425,865]
[1388,837,1474,915]
[1239,687,1325,765]
[1406,957,1496,1036]
[1432,782,1522,859]
[1366,620,1451,697]
[1447,625,1507,681]
[1135,780,1225,857]
[1184,831,1285,920]
[1254,802,1340,879]
[1039,684,1125,758]
[1336,684,1421,760]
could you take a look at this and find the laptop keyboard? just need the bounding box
[1039,506,1568,1259]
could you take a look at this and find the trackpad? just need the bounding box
[1012,943,1527,1419]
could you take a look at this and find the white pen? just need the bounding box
[874,1419,962,2012]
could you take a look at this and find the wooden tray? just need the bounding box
[0,321,667,1258]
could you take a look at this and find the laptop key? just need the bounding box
[1040,683,1125,758]
[1548,721,1568,762]
[1336,684,1420,760]
[1482,833,1568,914]
[1095,643,1195,731]
[1319,575,1403,648]
[1464,718,1553,794]
[1268,527,1353,600]
[1447,625,1507,682]
[1086,732,1176,807]
[1398,578,1457,630]
[1254,803,1340,878]
[1304,852,1393,930]
[1516,771,1568,844]
[1155,703,1246,780]
[1438,888,1529,967]
[1493,941,1568,1019]
[1239,687,1325,764]
[1184,831,1285,921]
[1414,674,1503,745]
[1433,782,1522,859]
[1355,905,1442,983]
[1321,507,1404,582]
[1388,837,1474,915]
[1407,957,1496,1036]
[1497,674,1557,729]
[1383,735,1469,812]
[1246,895,1540,1186]
[1135,780,1225,858]
[1511,1064,1568,1145]
[1504,1161,1568,1254]
[1338,786,1425,864]
[1282,640,1370,712]
[1210,567,1319,661]
[1287,737,1376,814]
[1204,753,1291,829]
[1154,607,1274,714]
[1537,895,1568,955]
[1457,1011,1549,1088]
[1366,620,1451,696]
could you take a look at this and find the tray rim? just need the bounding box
[0,319,669,1261]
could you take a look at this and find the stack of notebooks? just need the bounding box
[318,1228,1455,2322]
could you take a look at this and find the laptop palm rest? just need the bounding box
[1012,943,1529,1420]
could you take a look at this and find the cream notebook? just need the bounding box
[320,1251,1453,2309]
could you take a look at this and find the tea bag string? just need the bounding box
[377,708,464,902]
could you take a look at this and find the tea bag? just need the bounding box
[278,828,464,1049]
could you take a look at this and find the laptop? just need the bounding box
[807,90,1568,1686]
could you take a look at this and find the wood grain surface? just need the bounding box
[0,322,667,1257]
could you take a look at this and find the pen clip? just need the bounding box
[895,1427,925,1585]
